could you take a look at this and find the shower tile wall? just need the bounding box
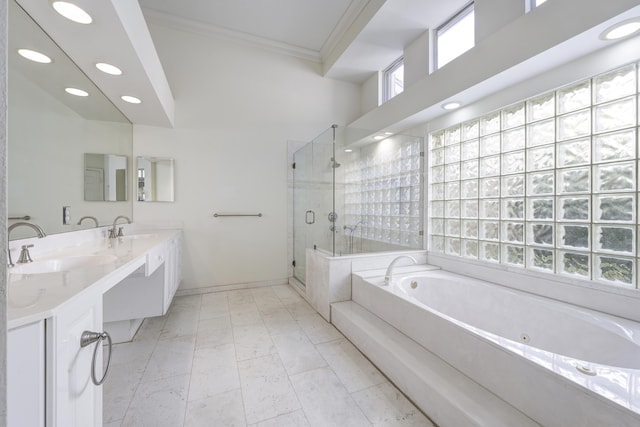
[343,136,423,255]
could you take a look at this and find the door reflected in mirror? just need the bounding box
[137,157,175,202]
[84,153,128,201]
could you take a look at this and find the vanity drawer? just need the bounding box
[146,244,166,276]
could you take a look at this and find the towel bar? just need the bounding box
[213,213,262,217]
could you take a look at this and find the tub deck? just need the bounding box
[332,300,540,427]
[334,266,640,427]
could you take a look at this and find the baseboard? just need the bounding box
[175,278,289,296]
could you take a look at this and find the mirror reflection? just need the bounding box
[84,153,128,201]
[8,0,133,239]
[137,157,175,202]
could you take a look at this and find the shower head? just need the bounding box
[331,157,341,168]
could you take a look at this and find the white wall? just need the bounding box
[474,0,524,43]
[403,31,430,88]
[133,23,361,291]
[360,72,380,114]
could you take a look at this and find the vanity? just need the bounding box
[5,0,178,424]
[7,226,182,426]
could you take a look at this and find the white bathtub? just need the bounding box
[351,267,640,426]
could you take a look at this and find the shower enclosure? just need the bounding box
[292,125,424,286]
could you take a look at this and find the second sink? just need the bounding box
[9,255,118,275]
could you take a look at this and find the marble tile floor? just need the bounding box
[103,284,434,427]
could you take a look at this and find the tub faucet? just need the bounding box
[7,222,47,267]
[384,255,417,285]
[108,215,131,238]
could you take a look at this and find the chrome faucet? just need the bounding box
[77,216,99,228]
[344,220,367,254]
[108,215,131,238]
[7,222,46,267]
[384,255,417,285]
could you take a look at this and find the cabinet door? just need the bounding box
[162,234,183,313]
[163,238,175,312]
[48,299,103,426]
[8,321,45,427]
[175,233,184,290]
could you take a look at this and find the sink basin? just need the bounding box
[118,233,159,240]
[10,255,118,275]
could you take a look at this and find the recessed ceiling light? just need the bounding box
[373,135,385,140]
[96,62,122,75]
[65,87,89,97]
[600,19,640,40]
[442,101,462,110]
[384,132,393,135]
[52,1,92,24]
[121,95,142,104]
[17,48,52,63]
[344,148,353,153]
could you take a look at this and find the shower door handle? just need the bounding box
[305,210,315,225]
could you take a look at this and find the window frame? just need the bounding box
[382,56,405,103]
[435,2,475,70]
[526,0,548,12]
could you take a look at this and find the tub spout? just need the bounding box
[384,255,417,285]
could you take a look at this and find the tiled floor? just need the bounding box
[103,284,433,426]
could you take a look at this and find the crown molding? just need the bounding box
[320,0,371,61]
[141,7,323,63]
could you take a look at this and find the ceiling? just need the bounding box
[9,1,129,123]
[9,0,469,128]
[15,0,175,127]
[138,0,369,60]
[138,0,469,83]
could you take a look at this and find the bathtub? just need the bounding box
[349,267,640,426]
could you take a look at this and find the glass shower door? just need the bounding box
[293,128,336,285]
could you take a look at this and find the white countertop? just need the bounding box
[8,229,181,329]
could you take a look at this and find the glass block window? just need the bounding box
[345,137,423,249]
[429,62,639,288]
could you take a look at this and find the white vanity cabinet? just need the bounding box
[163,232,183,311]
[103,232,183,341]
[8,229,182,425]
[8,320,46,427]
[47,297,104,426]
[8,298,104,427]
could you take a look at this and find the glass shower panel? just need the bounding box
[293,142,312,284]
[293,127,336,285]
[293,125,424,285]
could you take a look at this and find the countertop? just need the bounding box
[8,229,181,329]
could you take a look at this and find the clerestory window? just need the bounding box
[383,57,404,103]
[436,3,475,70]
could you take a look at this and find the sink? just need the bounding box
[118,233,159,240]
[10,255,118,275]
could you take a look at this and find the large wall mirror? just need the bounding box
[8,0,133,239]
